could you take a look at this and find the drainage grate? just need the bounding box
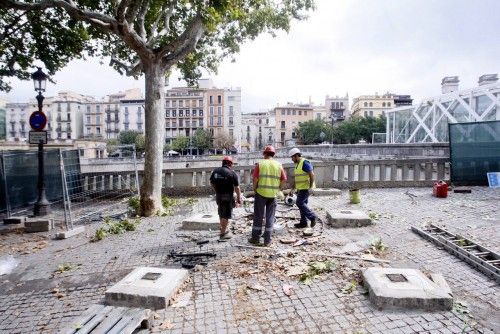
[340,211,352,214]
[386,273,408,283]
[412,224,500,284]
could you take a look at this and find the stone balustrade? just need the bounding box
[79,157,450,196]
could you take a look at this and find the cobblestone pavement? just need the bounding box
[0,187,498,333]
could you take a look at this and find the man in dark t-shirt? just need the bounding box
[210,156,241,240]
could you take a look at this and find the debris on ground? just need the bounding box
[341,280,358,294]
[299,261,335,285]
[171,291,193,308]
[282,284,294,296]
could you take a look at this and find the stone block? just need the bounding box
[55,226,85,239]
[310,188,342,196]
[24,218,54,233]
[181,213,220,230]
[105,267,189,309]
[326,209,372,228]
[3,216,26,225]
[363,267,453,311]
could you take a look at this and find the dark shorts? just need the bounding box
[217,200,234,219]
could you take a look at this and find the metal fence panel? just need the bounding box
[449,120,500,186]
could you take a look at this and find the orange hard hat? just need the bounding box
[263,145,276,154]
[222,156,233,163]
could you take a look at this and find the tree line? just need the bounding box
[109,129,235,154]
[296,116,387,145]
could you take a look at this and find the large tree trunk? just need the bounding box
[140,61,166,216]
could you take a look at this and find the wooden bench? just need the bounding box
[60,304,152,334]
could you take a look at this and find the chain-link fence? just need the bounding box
[449,120,500,186]
[0,145,139,230]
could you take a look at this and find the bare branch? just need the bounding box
[160,15,205,69]
[125,0,142,23]
[109,57,142,76]
[136,0,150,41]
[116,0,132,22]
[147,1,175,46]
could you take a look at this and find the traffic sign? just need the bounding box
[487,172,500,188]
[29,111,47,131]
[29,131,48,144]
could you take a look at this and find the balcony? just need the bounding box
[9,131,16,137]
[106,128,120,133]
[106,117,119,123]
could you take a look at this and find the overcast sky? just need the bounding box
[3,0,500,112]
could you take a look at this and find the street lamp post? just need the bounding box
[32,67,51,216]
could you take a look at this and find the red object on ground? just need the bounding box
[433,181,448,198]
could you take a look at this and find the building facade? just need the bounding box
[325,94,350,122]
[6,91,94,143]
[241,111,273,152]
[274,103,314,147]
[387,74,500,143]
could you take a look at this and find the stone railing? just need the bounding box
[79,157,450,196]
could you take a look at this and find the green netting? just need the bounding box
[449,121,500,186]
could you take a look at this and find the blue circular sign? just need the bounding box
[29,111,47,131]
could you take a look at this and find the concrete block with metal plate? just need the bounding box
[55,226,85,239]
[105,267,189,309]
[363,267,453,311]
[3,216,26,225]
[326,209,372,228]
[181,212,220,230]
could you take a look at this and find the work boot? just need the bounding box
[219,231,232,241]
[248,238,262,246]
[310,219,316,228]
[294,222,307,228]
[263,240,272,247]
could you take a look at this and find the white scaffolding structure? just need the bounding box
[386,82,500,143]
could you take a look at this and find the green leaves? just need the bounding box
[299,260,334,285]
[171,135,190,151]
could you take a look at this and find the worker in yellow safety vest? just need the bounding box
[289,147,317,228]
[249,145,286,246]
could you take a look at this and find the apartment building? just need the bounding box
[224,88,242,151]
[1,97,8,140]
[6,91,94,143]
[274,103,314,147]
[325,94,350,122]
[241,111,274,152]
[351,93,412,118]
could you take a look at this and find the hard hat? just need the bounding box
[222,156,233,163]
[263,145,276,154]
[289,148,301,157]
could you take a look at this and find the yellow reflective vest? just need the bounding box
[294,158,310,190]
[256,159,282,198]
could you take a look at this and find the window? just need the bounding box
[210,117,214,126]
[281,110,285,115]
[266,119,269,125]
[172,100,177,107]
[198,99,203,107]
[388,102,391,107]
[96,127,101,134]
[316,114,321,120]
[96,105,100,112]
[369,102,373,107]
[166,110,170,117]
[179,100,183,107]
[382,111,386,117]
[86,106,91,113]
[229,106,234,115]
[138,123,143,131]
[369,110,373,117]
[228,96,235,101]
[304,111,307,116]
[125,107,129,114]
[229,129,233,138]
[299,110,302,116]
[292,110,296,116]
[172,110,177,117]
[210,107,214,115]
[259,119,262,124]
[192,120,197,127]
[199,119,203,126]
[199,110,203,117]
[166,121,170,127]
[86,127,91,134]
[364,102,368,107]
[382,102,386,107]
[281,121,285,129]
[217,117,222,125]
[287,110,291,115]
[172,121,177,127]
[166,101,170,107]
[186,120,190,127]
[179,110,183,117]
[67,133,71,139]
[209,96,213,104]
[217,95,222,104]
[364,110,368,117]
[229,117,233,126]
[217,106,222,115]
[179,119,183,127]
[192,110,197,117]
[96,116,100,123]
[185,110,190,117]
[292,132,296,139]
[281,132,285,142]
[86,116,91,123]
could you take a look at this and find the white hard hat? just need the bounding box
[289,148,301,157]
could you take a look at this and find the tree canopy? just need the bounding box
[192,128,212,150]
[170,135,190,151]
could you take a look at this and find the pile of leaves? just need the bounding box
[299,261,335,285]
[128,196,140,216]
[92,217,140,242]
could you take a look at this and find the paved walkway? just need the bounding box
[0,188,498,333]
